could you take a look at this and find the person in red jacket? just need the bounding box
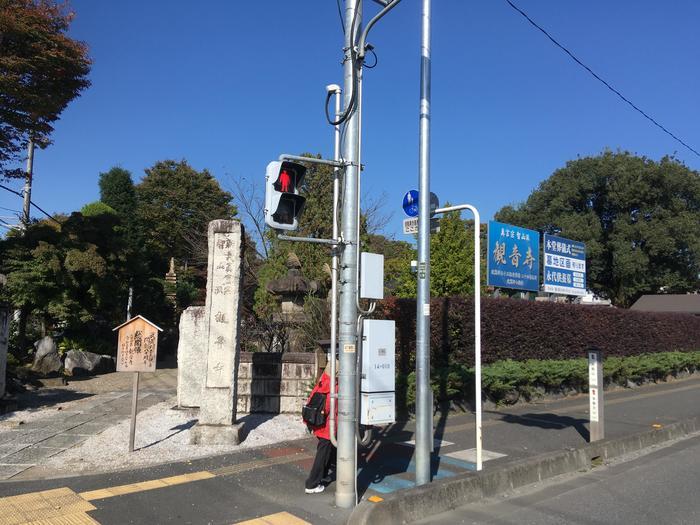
[304,367,337,494]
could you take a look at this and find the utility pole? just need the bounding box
[22,139,35,227]
[336,0,362,509]
[415,0,432,486]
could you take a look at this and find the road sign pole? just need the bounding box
[336,0,361,509]
[415,0,432,487]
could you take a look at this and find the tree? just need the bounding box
[99,167,137,217]
[136,160,237,267]
[430,210,476,297]
[0,0,91,178]
[496,151,700,306]
[0,204,133,353]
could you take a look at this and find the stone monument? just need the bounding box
[0,275,8,398]
[176,305,206,408]
[266,252,319,353]
[191,220,244,445]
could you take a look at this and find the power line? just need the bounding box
[504,0,700,158]
[0,217,19,231]
[0,183,62,225]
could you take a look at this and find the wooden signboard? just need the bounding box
[114,315,162,373]
[113,315,163,452]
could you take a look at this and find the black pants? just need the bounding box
[305,438,336,489]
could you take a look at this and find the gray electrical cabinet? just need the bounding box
[360,319,395,425]
[360,252,384,300]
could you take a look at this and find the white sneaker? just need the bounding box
[305,485,325,494]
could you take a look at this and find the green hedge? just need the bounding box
[402,350,700,410]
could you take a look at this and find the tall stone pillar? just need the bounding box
[191,220,244,445]
[176,306,206,408]
[0,275,9,399]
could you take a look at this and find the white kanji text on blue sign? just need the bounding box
[487,221,540,292]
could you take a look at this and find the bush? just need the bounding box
[401,351,700,411]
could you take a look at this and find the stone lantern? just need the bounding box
[266,253,319,352]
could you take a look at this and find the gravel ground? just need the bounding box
[42,397,310,473]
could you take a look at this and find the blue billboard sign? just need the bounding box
[543,234,586,296]
[487,221,540,292]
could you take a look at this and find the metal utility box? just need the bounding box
[360,392,394,426]
[360,252,384,300]
[360,319,395,425]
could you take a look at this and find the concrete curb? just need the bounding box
[347,415,700,525]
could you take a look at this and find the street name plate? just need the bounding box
[403,217,440,234]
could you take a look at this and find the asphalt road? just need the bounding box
[420,433,700,525]
[3,376,700,524]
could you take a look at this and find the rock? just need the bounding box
[503,390,520,405]
[64,350,115,376]
[626,379,639,389]
[31,336,62,376]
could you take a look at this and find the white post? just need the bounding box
[326,83,342,448]
[435,204,482,470]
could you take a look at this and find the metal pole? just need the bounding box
[277,154,344,168]
[128,371,139,452]
[336,0,361,509]
[22,140,35,227]
[473,211,482,472]
[415,0,432,487]
[327,83,342,448]
[435,204,482,471]
[126,286,133,322]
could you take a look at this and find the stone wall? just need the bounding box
[236,352,319,414]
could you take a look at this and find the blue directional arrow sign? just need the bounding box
[402,190,419,217]
[402,190,439,218]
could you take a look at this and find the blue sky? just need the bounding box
[2,0,699,239]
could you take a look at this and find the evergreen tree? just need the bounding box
[496,151,700,306]
[136,160,237,268]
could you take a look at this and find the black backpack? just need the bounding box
[302,392,327,427]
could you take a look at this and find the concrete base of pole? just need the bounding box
[336,486,356,509]
[190,423,242,446]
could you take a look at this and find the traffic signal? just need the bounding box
[264,160,307,230]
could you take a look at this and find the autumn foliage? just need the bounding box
[0,0,91,178]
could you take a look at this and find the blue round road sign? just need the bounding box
[403,190,419,217]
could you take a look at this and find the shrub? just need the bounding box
[401,351,700,411]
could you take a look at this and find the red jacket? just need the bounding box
[305,372,336,440]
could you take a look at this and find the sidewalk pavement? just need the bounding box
[0,373,698,524]
[0,369,176,480]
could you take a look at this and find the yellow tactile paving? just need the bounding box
[234,512,311,525]
[23,513,100,525]
[0,487,97,525]
[161,471,217,486]
[79,470,216,501]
